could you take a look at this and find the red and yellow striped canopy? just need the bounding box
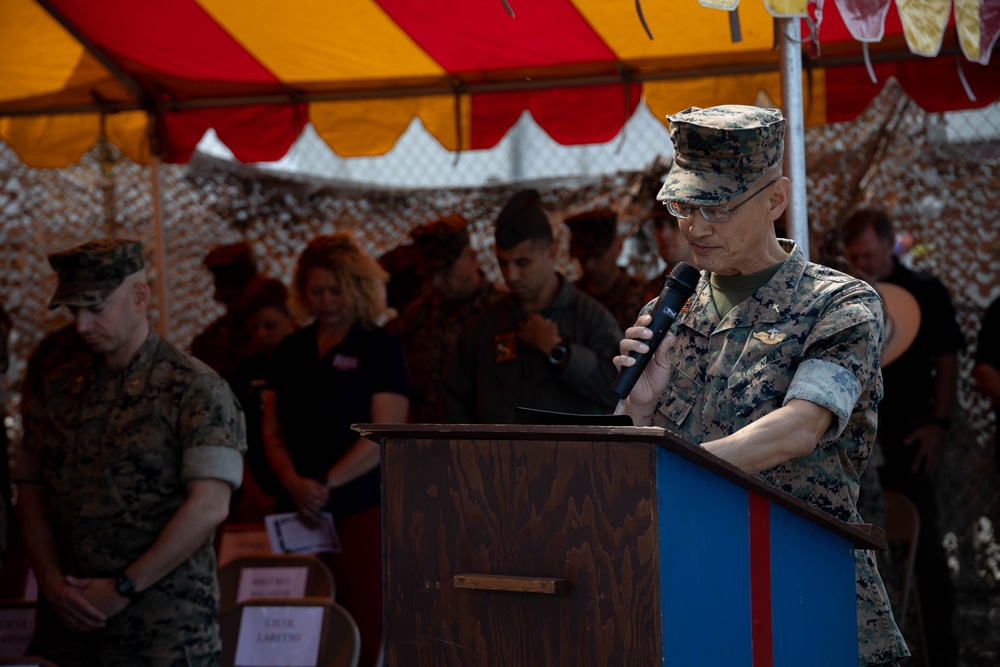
[1,0,997,168]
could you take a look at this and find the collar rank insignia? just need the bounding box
[752,327,786,345]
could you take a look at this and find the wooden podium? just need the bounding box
[359,424,885,667]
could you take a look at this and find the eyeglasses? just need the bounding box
[664,178,779,223]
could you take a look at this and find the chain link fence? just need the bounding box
[2,79,1000,665]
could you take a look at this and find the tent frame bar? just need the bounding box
[34,0,152,109]
[0,47,960,119]
[780,18,810,259]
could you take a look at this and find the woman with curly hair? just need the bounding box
[264,232,409,666]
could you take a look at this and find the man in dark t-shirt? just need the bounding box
[842,206,963,667]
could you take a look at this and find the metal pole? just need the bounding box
[150,156,169,339]
[779,17,810,261]
[510,114,525,181]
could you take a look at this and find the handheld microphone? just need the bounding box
[611,261,701,400]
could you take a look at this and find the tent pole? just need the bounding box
[779,18,810,261]
[150,156,169,339]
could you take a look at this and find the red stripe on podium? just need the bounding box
[749,493,773,667]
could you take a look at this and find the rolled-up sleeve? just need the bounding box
[178,373,247,488]
[785,284,883,439]
[785,359,862,437]
[182,445,244,489]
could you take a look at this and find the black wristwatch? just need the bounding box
[548,340,569,365]
[115,572,140,601]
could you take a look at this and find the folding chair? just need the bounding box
[883,490,931,664]
[219,597,359,667]
[216,523,272,568]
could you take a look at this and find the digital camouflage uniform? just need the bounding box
[397,275,505,423]
[645,241,908,666]
[17,330,246,665]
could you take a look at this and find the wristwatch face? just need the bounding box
[548,344,568,364]
[116,575,137,598]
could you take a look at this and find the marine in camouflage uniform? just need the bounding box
[15,239,246,667]
[566,208,653,330]
[395,216,506,423]
[618,106,908,666]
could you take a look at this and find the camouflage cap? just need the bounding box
[47,238,145,309]
[566,209,617,260]
[410,215,471,275]
[657,105,785,206]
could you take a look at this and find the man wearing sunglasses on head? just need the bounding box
[614,105,908,667]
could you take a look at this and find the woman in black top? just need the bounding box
[264,233,409,667]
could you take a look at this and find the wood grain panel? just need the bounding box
[382,436,659,666]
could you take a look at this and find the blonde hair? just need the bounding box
[292,233,389,329]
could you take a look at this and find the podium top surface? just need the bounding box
[357,423,886,551]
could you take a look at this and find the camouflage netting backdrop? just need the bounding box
[1,81,998,664]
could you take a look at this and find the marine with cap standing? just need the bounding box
[444,189,622,423]
[15,238,246,666]
[395,215,506,423]
[565,208,654,331]
[614,105,908,666]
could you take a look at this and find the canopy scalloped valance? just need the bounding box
[1,0,997,168]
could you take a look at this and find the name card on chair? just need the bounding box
[218,526,272,567]
[0,606,35,658]
[236,567,309,603]
[234,605,324,667]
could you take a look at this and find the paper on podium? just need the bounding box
[265,512,342,554]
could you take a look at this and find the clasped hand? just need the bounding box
[904,422,947,474]
[518,313,561,353]
[45,575,129,632]
[291,475,329,524]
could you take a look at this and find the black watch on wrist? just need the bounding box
[115,573,140,601]
[548,340,569,365]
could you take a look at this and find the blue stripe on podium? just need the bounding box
[657,448,752,666]
[769,504,858,667]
